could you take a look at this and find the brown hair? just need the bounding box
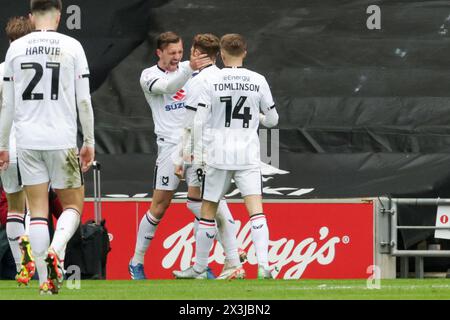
[220,34,247,57]
[156,31,181,50]
[30,0,62,13]
[5,16,33,42]
[192,33,220,59]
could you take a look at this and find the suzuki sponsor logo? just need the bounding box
[162,221,349,279]
[173,89,186,101]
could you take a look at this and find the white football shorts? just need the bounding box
[0,162,23,194]
[153,139,201,190]
[17,148,83,189]
[202,166,262,203]
[185,164,203,188]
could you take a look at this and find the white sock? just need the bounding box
[6,213,26,272]
[59,244,67,273]
[250,213,269,269]
[29,217,50,285]
[186,198,201,237]
[50,208,80,259]
[193,219,216,272]
[132,210,160,266]
[216,200,240,267]
[194,217,200,237]
[24,211,31,237]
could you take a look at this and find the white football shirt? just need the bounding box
[2,30,90,150]
[197,67,275,170]
[140,61,192,144]
[0,62,17,163]
[183,64,219,162]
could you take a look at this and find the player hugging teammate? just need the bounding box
[131,31,278,281]
[173,33,279,280]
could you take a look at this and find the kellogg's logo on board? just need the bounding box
[161,221,351,279]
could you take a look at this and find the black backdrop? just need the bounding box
[2,1,450,245]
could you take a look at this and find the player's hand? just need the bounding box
[189,53,212,71]
[0,151,9,171]
[80,145,95,173]
[175,164,184,180]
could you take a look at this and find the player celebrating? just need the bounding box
[173,33,245,280]
[128,31,212,280]
[0,0,95,294]
[174,34,279,279]
[0,16,35,286]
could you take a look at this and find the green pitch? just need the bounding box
[0,279,450,300]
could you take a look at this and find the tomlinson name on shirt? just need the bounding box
[213,82,260,92]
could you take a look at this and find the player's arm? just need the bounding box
[0,70,3,96]
[192,85,212,166]
[259,108,278,128]
[141,63,193,95]
[259,77,279,128]
[141,54,212,95]
[74,42,95,172]
[0,51,15,168]
[173,79,200,178]
[173,111,194,179]
[180,76,202,161]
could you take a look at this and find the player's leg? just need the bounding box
[130,142,180,279]
[46,148,85,291]
[5,191,25,272]
[215,199,246,279]
[236,168,272,279]
[17,149,53,290]
[185,166,218,278]
[51,187,83,257]
[185,165,244,278]
[186,186,202,236]
[48,189,66,269]
[129,188,174,278]
[174,167,230,279]
[2,164,36,285]
[24,182,51,288]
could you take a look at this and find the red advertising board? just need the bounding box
[82,201,374,279]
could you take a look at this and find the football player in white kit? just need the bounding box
[128,31,214,279]
[172,34,246,280]
[0,0,95,294]
[0,16,36,287]
[174,34,279,279]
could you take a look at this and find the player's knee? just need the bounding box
[5,192,26,213]
[186,199,201,219]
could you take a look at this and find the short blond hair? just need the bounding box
[220,34,247,57]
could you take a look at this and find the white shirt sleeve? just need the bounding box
[0,50,15,151]
[192,83,211,166]
[0,63,4,100]
[258,76,278,128]
[259,108,279,128]
[184,75,203,112]
[140,62,193,95]
[259,76,275,114]
[74,41,95,147]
